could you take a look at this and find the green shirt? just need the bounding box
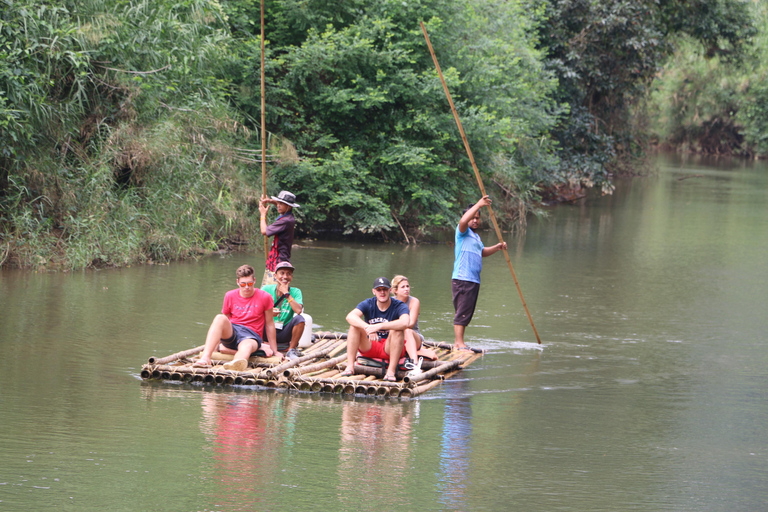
[260,284,303,326]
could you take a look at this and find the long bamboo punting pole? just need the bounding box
[420,21,542,345]
[148,345,205,365]
[261,0,269,262]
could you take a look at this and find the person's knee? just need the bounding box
[347,325,364,339]
[239,338,260,353]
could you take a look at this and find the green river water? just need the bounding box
[1,154,766,511]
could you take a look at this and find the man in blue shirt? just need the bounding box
[452,196,506,350]
[342,277,410,381]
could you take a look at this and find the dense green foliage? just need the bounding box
[0,0,762,269]
[224,0,560,235]
[1,0,259,268]
[540,0,755,184]
[645,1,768,156]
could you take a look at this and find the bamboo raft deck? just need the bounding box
[140,332,483,399]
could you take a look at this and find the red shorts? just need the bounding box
[358,338,406,361]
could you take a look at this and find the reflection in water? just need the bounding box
[437,380,472,511]
[198,392,298,509]
[336,399,418,508]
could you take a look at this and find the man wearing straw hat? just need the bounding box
[452,196,507,351]
[341,277,410,382]
[259,190,299,286]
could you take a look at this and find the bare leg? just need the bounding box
[218,343,237,355]
[454,324,467,349]
[233,338,260,362]
[288,321,305,351]
[384,330,405,378]
[198,314,234,366]
[404,329,419,361]
[343,326,371,375]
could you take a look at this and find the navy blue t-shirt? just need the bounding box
[355,297,409,340]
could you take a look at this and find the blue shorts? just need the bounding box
[221,324,262,350]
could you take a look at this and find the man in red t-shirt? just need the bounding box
[194,264,280,371]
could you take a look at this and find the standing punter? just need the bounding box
[259,190,299,285]
[452,196,507,350]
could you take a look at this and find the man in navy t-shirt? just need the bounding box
[341,277,410,382]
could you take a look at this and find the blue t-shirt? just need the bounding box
[452,224,484,283]
[355,297,409,340]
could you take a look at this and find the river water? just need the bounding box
[1,154,766,511]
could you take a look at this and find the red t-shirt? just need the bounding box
[221,288,274,335]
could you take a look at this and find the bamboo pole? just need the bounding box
[296,375,403,388]
[420,21,542,345]
[285,354,347,377]
[261,0,269,262]
[402,354,471,385]
[148,345,205,365]
[400,378,443,398]
[266,341,341,377]
[423,340,483,354]
[312,331,348,341]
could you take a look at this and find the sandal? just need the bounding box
[191,360,212,368]
[456,345,474,352]
[339,368,355,377]
[383,374,397,382]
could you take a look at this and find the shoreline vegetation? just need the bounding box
[1,0,764,271]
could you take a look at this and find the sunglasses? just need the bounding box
[238,281,256,288]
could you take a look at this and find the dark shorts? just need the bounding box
[452,279,480,326]
[221,324,262,350]
[268,314,305,351]
[358,338,406,361]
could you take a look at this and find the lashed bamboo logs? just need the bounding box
[148,345,205,364]
[266,340,345,377]
[402,355,472,385]
[423,340,484,354]
[141,331,484,398]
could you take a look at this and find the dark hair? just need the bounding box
[235,264,255,279]
[463,203,475,215]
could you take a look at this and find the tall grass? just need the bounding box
[1,0,262,270]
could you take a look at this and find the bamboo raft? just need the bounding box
[140,332,483,399]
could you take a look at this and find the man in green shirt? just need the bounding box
[261,261,306,360]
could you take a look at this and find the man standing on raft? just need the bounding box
[259,190,299,285]
[452,196,507,350]
[342,277,410,381]
[195,264,280,370]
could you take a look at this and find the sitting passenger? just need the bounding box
[260,261,306,360]
[194,264,277,370]
[391,275,436,362]
[341,277,409,381]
